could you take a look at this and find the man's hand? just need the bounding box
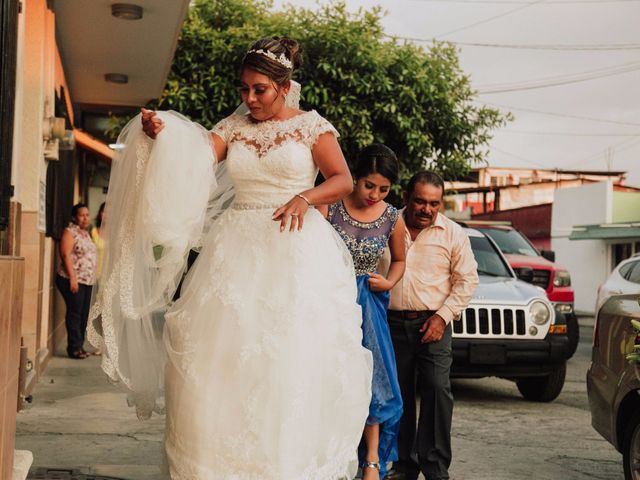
[419,313,446,343]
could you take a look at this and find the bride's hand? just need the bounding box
[272,196,309,232]
[141,108,164,139]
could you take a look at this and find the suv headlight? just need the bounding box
[553,270,571,287]
[530,300,551,325]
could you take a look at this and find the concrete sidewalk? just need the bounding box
[15,355,165,480]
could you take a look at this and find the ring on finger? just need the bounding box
[290,212,299,216]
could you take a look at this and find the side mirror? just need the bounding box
[515,267,534,283]
[540,249,556,263]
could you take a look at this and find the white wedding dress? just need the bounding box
[89,110,373,480]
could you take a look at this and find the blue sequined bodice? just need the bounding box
[327,201,399,276]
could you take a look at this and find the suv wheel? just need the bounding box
[624,410,640,480]
[516,363,566,402]
[566,313,580,358]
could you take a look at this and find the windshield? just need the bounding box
[477,228,539,257]
[470,236,513,278]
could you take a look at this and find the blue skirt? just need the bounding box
[356,274,403,477]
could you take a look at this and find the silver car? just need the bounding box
[452,228,571,402]
[596,253,640,314]
[588,260,640,480]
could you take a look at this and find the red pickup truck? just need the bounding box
[464,223,578,356]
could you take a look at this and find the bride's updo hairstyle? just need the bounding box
[353,144,400,185]
[242,37,303,87]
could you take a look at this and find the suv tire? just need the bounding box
[566,313,579,358]
[623,409,640,480]
[516,362,566,402]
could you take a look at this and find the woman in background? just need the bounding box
[56,203,96,359]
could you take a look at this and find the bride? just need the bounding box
[88,37,373,479]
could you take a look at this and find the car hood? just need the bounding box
[471,275,548,306]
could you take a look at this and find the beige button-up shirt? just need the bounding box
[382,211,479,324]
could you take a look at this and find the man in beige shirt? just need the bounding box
[386,171,478,480]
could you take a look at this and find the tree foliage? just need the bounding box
[110,0,508,191]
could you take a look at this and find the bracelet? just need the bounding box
[296,193,312,206]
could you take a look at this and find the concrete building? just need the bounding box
[0,1,189,477]
[446,166,630,215]
[551,182,640,314]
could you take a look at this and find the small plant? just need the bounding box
[626,319,640,365]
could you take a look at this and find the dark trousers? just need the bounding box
[55,274,92,356]
[388,312,453,480]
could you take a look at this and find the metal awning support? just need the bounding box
[73,129,113,162]
[569,223,640,240]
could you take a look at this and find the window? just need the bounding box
[620,261,636,279]
[626,261,640,284]
[479,228,539,257]
[469,236,512,278]
[612,243,633,270]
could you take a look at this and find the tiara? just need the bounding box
[246,49,293,70]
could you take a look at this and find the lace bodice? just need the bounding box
[212,111,338,206]
[327,202,399,276]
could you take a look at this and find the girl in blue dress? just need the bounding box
[320,144,406,479]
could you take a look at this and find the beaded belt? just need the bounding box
[232,201,316,211]
[232,201,283,210]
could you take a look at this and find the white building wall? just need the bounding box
[551,182,612,314]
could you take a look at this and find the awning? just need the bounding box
[73,129,113,162]
[569,223,640,240]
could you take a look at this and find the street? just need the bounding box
[449,317,623,480]
[16,317,623,480]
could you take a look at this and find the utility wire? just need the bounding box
[477,101,640,127]
[564,137,640,168]
[489,146,550,168]
[433,0,547,38]
[454,41,640,50]
[411,0,640,4]
[476,60,640,93]
[389,35,640,50]
[499,129,640,136]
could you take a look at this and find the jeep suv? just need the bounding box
[464,223,578,356]
[452,228,572,402]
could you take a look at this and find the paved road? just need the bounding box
[17,318,623,480]
[448,317,624,480]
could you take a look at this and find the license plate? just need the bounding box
[469,344,506,364]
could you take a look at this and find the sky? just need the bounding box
[273,0,640,186]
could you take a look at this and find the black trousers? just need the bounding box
[388,312,453,480]
[55,274,92,356]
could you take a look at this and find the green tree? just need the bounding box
[111,0,508,194]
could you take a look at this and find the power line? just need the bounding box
[478,101,640,127]
[390,35,640,50]
[433,0,547,38]
[499,129,640,136]
[476,60,640,93]
[454,41,640,50]
[490,146,550,168]
[411,0,640,3]
[564,137,640,168]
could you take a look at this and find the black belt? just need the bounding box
[388,309,436,320]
